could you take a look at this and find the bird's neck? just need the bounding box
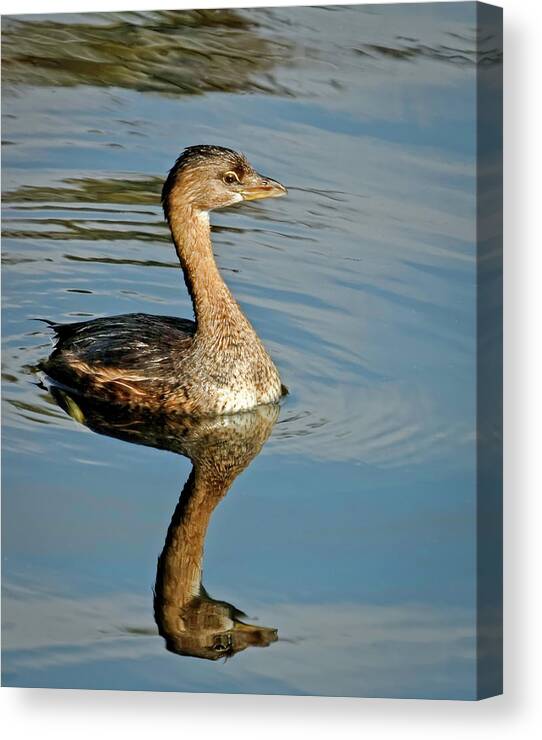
[168,204,250,335]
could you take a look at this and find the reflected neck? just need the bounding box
[155,463,235,623]
[153,409,279,642]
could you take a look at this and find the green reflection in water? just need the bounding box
[2,9,291,96]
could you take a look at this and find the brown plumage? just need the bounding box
[41,145,288,416]
[50,387,279,660]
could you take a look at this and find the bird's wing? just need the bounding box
[45,313,195,380]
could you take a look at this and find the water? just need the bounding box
[1,3,501,698]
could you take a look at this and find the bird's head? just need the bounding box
[161,145,287,218]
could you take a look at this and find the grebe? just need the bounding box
[41,145,287,416]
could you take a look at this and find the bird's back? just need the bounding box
[41,313,195,408]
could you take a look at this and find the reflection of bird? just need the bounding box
[51,387,279,661]
[41,146,287,416]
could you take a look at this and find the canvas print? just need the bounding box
[1,2,502,699]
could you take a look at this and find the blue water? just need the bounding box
[1,3,500,698]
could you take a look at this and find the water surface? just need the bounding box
[2,3,500,698]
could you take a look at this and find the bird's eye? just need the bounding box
[223,171,240,185]
[213,634,232,652]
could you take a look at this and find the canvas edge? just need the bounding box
[475,0,503,702]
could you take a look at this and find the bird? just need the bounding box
[40,145,288,416]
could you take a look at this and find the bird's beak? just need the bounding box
[241,174,287,202]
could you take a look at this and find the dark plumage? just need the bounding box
[42,314,194,405]
[40,145,288,415]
